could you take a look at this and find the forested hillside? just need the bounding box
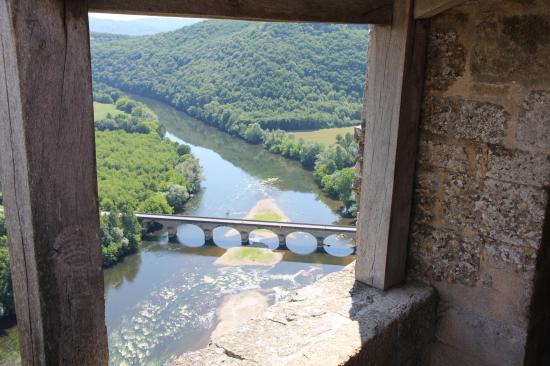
[91,21,369,133]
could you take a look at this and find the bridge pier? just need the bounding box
[241,231,250,245]
[315,236,327,248]
[203,228,213,243]
[166,226,178,242]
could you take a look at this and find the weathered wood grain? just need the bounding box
[0,0,108,364]
[414,0,468,19]
[356,0,427,290]
[88,0,394,24]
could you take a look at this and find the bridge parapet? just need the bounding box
[136,213,356,256]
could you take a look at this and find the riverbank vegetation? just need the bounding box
[263,131,358,215]
[93,85,203,266]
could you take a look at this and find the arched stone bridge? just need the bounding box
[136,213,356,253]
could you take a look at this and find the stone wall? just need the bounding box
[407,1,550,365]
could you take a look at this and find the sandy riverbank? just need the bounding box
[244,198,290,222]
[211,290,269,341]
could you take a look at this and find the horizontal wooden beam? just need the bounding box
[88,0,394,24]
[414,0,468,19]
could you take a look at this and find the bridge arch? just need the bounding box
[248,229,279,250]
[285,231,318,255]
[176,224,206,248]
[212,226,242,249]
[322,234,356,257]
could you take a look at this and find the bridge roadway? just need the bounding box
[136,213,356,248]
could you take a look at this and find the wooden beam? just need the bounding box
[88,0,394,24]
[0,0,108,364]
[355,0,427,290]
[414,0,468,19]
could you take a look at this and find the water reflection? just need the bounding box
[212,227,242,249]
[323,234,356,257]
[176,224,205,248]
[249,229,279,250]
[285,232,318,255]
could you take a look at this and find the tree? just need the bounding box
[138,194,173,214]
[176,157,203,193]
[242,123,264,144]
[177,143,191,155]
[321,167,355,203]
[165,184,190,213]
[157,124,167,138]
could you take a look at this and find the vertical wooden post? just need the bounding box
[356,0,427,290]
[0,0,108,364]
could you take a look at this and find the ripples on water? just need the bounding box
[105,242,352,365]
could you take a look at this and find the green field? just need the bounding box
[291,126,357,145]
[93,102,123,121]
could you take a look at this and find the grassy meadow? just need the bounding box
[291,126,357,145]
[93,102,123,121]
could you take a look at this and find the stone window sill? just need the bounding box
[172,263,437,366]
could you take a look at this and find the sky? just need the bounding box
[88,13,199,21]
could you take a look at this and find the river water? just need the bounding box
[0,96,354,365]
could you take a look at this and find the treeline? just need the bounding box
[94,84,202,266]
[90,21,369,134]
[263,130,358,215]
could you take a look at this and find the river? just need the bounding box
[0,96,354,365]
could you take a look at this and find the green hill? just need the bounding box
[91,20,369,133]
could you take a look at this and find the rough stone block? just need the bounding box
[476,179,547,248]
[486,144,550,187]
[408,224,481,286]
[471,13,550,85]
[171,264,437,366]
[483,240,537,273]
[417,136,472,174]
[425,26,466,91]
[442,172,483,230]
[517,90,550,150]
[421,96,509,144]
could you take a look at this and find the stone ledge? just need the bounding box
[172,263,437,366]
